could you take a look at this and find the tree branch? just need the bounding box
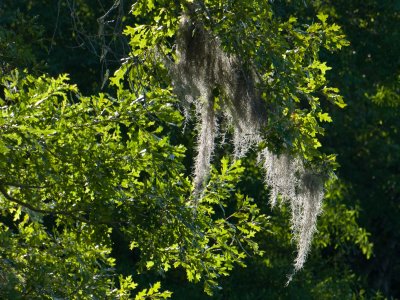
[0,185,118,225]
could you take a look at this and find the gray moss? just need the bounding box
[260,150,324,279]
[172,15,266,188]
[167,13,325,276]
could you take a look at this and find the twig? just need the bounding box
[0,185,118,225]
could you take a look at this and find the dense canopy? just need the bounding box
[0,0,398,299]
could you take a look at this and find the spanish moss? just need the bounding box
[168,12,325,275]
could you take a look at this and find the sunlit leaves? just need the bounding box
[0,63,269,297]
[0,70,187,298]
[0,0,359,298]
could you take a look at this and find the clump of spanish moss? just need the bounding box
[168,12,325,277]
[260,150,324,279]
[172,14,266,191]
